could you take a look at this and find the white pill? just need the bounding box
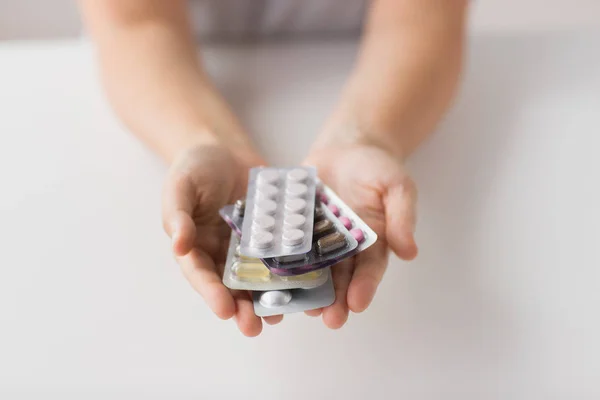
[251,231,274,248]
[252,215,275,232]
[259,290,292,308]
[286,183,308,198]
[256,183,278,199]
[287,168,309,183]
[282,228,305,246]
[254,199,277,215]
[285,198,307,214]
[284,214,306,229]
[257,170,280,186]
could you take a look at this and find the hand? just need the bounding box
[162,142,282,336]
[303,143,418,328]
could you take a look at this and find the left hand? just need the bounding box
[303,143,418,328]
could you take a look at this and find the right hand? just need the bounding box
[162,141,281,336]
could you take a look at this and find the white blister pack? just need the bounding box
[239,167,317,258]
[252,270,335,317]
[222,232,329,291]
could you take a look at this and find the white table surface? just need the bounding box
[1,33,599,399]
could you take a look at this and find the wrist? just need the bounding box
[169,127,264,167]
[311,112,407,161]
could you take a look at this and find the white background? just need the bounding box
[1,1,600,399]
[0,0,600,39]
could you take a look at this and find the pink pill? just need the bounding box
[350,228,365,243]
[320,193,329,204]
[327,203,340,216]
[338,216,352,230]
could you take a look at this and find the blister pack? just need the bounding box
[220,201,358,276]
[219,182,378,276]
[222,232,329,291]
[238,167,317,258]
[262,183,378,275]
[318,183,378,253]
[261,202,358,271]
[252,270,335,317]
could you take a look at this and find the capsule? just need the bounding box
[281,270,323,281]
[317,232,347,255]
[313,219,334,237]
[314,207,326,221]
[232,261,271,282]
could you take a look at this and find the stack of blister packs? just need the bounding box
[219,167,377,316]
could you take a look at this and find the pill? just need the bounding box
[275,253,306,264]
[313,219,334,236]
[319,193,329,204]
[252,215,275,231]
[314,207,326,221]
[287,168,309,182]
[282,228,305,246]
[233,199,245,217]
[281,270,322,281]
[285,198,307,214]
[327,203,340,216]
[232,261,271,282]
[257,169,280,186]
[259,290,292,308]
[251,231,274,248]
[238,255,257,263]
[286,183,308,198]
[254,199,277,215]
[256,183,278,199]
[284,213,306,229]
[338,216,352,230]
[350,228,365,243]
[317,232,346,254]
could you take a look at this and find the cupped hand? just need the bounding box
[303,143,418,328]
[162,142,282,336]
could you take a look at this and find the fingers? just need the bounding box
[384,180,418,260]
[304,308,323,317]
[178,249,236,320]
[347,242,389,313]
[263,315,284,325]
[322,261,354,329]
[232,291,263,337]
[162,173,197,256]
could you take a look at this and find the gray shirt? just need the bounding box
[189,0,367,40]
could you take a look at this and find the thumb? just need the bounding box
[162,173,197,257]
[384,179,418,260]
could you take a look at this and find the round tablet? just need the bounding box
[259,290,292,308]
[319,193,329,204]
[350,228,365,243]
[286,183,308,198]
[282,228,305,246]
[254,199,277,215]
[338,216,352,230]
[256,183,278,199]
[286,168,309,183]
[250,231,274,248]
[284,214,306,229]
[252,215,276,232]
[285,198,306,214]
[257,169,280,186]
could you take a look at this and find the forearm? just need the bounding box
[315,0,469,160]
[80,0,256,162]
